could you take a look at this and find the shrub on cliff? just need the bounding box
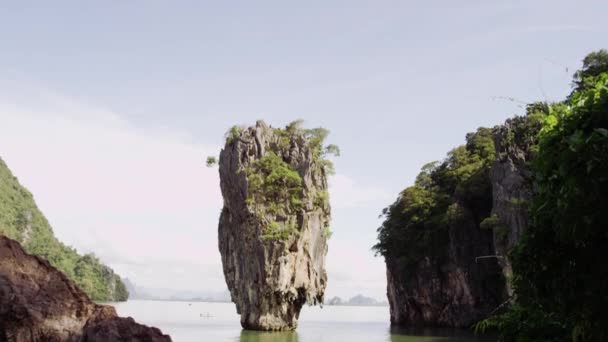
[572,49,608,94]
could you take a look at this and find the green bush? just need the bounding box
[261,220,299,241]
[314,190,329,208]
[205,156,217,167]
[322,225,333,239]
[246,151,304,214]
[225,125,244,143]
[474,304,568,342]
[480,214,504,231]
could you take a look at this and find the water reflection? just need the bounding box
[390,326,496,341]
[239,330,298,342]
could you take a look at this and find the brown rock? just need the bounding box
[82,317,170,342]
[0,235,171,342]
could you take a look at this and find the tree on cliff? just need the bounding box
[572,49,608,94]
[373,126,496,262]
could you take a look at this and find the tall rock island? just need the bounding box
[216,120,337,330]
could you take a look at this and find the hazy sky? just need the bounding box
[0,1,606,300]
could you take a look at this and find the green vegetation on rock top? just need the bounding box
[246,151,304,216]
[373,126,495,264]
[225,120,337,241]
[0,158,128,302]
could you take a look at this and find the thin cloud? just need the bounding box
[0,79,389,298]
[0,85,224,291]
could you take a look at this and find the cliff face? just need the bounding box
[0,235,170,342]
[218,121,331,331]
[0,158,128,302]
[488,115,541,295]
[385,199,505,327]
[380,118,541,328]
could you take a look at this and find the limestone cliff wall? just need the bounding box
[489,116,540,295]
[218,121,330,331]
[385,202,504,327]
[384,115,541,328]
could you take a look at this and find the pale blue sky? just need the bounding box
[0,1,606,299]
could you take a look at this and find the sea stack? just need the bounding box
[217,120,335,331]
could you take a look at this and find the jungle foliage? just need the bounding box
[0,158,128,302]
[505,72,608,341]
[377,50,608,341]
[232,120,338,241]
[473,53,608,342]
[373,127,496,264]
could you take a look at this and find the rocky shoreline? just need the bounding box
[0,235,171,342]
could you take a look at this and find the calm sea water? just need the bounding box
[110,300,495,342]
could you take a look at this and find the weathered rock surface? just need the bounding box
[218,121,330,330]
[82,317,169,342]
[0,235,171,342]
[489,116,539,295]
[385,201,505,327]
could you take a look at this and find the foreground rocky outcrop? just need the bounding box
[217,121,333,330]
[378,115,543,328]
[0,235,171,342]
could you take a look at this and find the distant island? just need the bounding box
[325,294,388,307]
[123,278,231,303]
[124,277,387,308]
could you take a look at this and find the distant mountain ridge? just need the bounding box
[124,278,230,302]
[325,294,388,307]
[0,157,128,301]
